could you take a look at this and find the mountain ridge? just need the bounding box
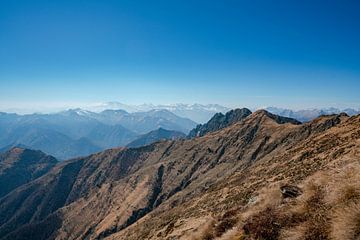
[187,108,252,138]
[0,110,358,239]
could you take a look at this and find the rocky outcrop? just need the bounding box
[280,185,303,198]
[187,108,252,138]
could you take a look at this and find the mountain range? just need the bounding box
[1,104,359,160]
[265,106,360,122]
[84,102,360,123]
[0,109,196,159]
[0,108,359,239]
[87,102,230,123]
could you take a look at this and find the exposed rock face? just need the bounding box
[0,148,57,198]
[0,110,358,240]
[127,128,185,148]
[187,108,252,138]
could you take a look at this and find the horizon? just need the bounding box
[1,101,359,115]
[1,1,360,111]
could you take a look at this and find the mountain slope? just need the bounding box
[110,112,359,240]
[0,111,359,240]
[127,128,185,148]
[0,148,57,198]
[85,124,137,149]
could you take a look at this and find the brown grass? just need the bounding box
[242,207,284,240]
[208,162,360,240]
[331,202,360,239]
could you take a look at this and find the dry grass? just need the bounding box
[243,207,285,240]
[331,202,360,240]
[328,164,360,240]
[194,162,360,240]
[192,209,239,239]
[188,218,216,240]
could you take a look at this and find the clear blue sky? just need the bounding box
[0,0,359,111]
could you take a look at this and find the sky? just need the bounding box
[0,0,359,112]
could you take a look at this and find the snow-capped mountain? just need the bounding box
[86,102,230,123]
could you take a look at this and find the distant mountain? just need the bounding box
[143,104,230,123]
[0,109,196,159]
[87,102,140,113]
[127,128,185,148]
[188,108,252,138]
[266,107,360,122]
[0,143,30,153]
[0,147,57,198]
[87,102,230,123]
[85,124,137,149]
[0,125,102,160]
[93,109,197,134]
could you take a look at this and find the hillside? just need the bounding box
[0,148,57,198]
[0,110,359,240]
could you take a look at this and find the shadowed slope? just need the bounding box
[0,148,57,198]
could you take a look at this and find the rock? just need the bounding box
[280,185,303,198]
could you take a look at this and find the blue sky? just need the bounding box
[0,0,359,111]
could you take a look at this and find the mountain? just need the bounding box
[87,102,141,113]
[0,143,30,153]
[0,110,109,159]
[127,128,185,148]
[144,104,230,123]
[0,125,102,160]
[84,124,137,149]
[188,108,253,138]
[94,109,197,134]
[0,109,195,159]
[87,102,230,123]
[0,110,358,239]
[0,147,57,198]
[266,106,360,122]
